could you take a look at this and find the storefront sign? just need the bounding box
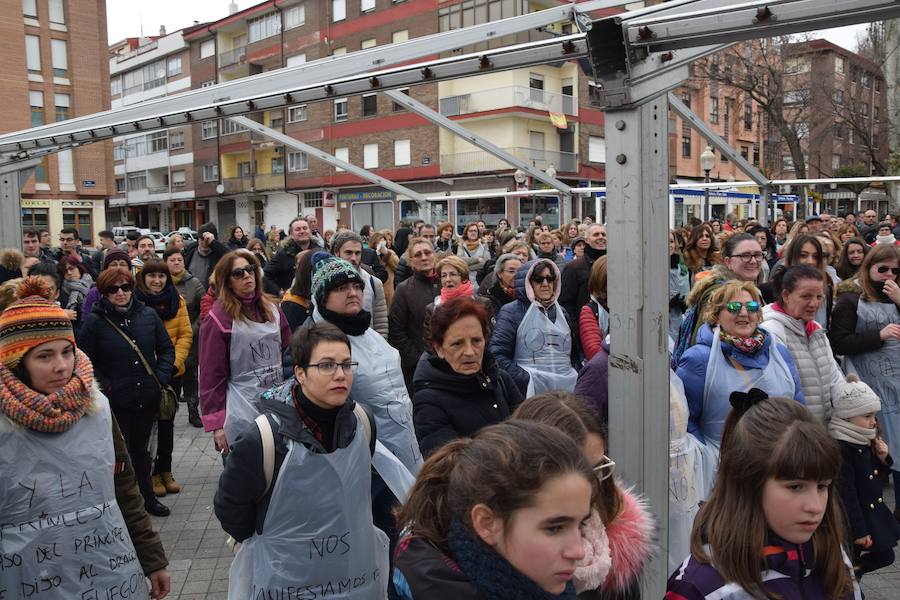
[21,199,50,208]
[61,200,95,208]
[337,190,395,202]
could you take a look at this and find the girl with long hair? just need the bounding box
[835,238,870,282]
[667,396,859,600]
[682,225,722,284]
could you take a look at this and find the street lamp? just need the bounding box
[700,146,715,222]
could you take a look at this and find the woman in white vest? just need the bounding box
[490,259,578,397]
[216,321,388,600]
[829,244,900,519]
[199,250,291,455]
[0,278,170,599]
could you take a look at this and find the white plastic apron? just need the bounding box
[668,371,705,574]
[0,393,149,600]
[514,302,578,396]
[228,417,388,600]
[699,327,795,496]
[224,308,284,445]
[459,244,487,290]
[844,300,900,469]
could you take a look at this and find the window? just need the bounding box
[784,57,810,74]
[740,146,749,161]
[202,164,219,181]
[23,0,37,18]
[148,131,168,153]
[832,154,841,170]
[271,156,284,174]
[115,178,125,193]
[335,147,349,172]
[304,191,322,209]
[57,149,73,186]
[752,144,760,166]
[680,91,691,109]
[833,123,843,139]
[529,72,545,103]
[220,119,248,136]
[795,122,809,138]
[113,143,124,161]
[851,66,859,83]
[62,208,91,243]
[392,88,409,112]
[288,151,308,172]
[332,0,346,22]
[392,30,408,44]
[201,79,216,87]
[25,35,41,73]
[861,72,871,88]
[361,0,376,11]
[783,90,806,105]
[171,170,186,187]
[127,172,147,190]
[110,77,121,96]
[361,38,377,50]
[54,93,69,121]
[832,89,843,104]
[50,39,67,77]
[249,12,281,42]
[286,53,306,67]
[588,136,606,163]
[334,98,348,122]
[875,106,880,121]
[237,161,253,177]
[122,69,143,94]
[394,139,410,166]
[125,137,146,157]
[861,103,869,117]
[710,96,719,124]
[48,0,64,24]
[681,132,691,158]
[364,143,378,169]
[288,105,308,123]
[439,0,517,31]
[169,130,185,150]
[142,60,165,90]
[835,56,845,74]
[285,4,305,29]
[271,114,283,129]
[21,208,49,235]
[848,129,855,144]
[876,79,882,93]
[332,46,346,56]
[199,39,214,59]
[29,91,43,127]
[167,55,182,77]
[362,94,377,116]
[201,120,218,139]
[743,97,752,129]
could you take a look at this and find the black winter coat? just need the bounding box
[829,292,894,356]
[388,270,441,390]
[362,246,388,283]
[393,536,481,600]
[836,440,900,551]
[182,239,229,289]
[263,238,322,294]
[478,278,515,315]
[78,297,175,412]
[412,352,523,457]
[559,247,604,353]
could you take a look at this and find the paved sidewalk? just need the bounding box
[152,414,900,599]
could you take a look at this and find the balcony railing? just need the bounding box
[223,177,252,194]
[219,46,247,68]
[441,147,578,174]
[253,173,283,190]
[439,85,578,117]
[148,185,170,195]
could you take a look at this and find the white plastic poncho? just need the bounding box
[0,391,150,600]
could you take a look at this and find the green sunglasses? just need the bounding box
[725,300,760,314]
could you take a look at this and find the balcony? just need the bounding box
[148,185,170,195]
[223,177,252,194]
[439,85,577,118]
[219,46,247,69]
[253,173,283,191]
[441,147,578,175]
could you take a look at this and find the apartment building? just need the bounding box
[108,28,198,230]
[4,0,112,243]
[183,0,609,236]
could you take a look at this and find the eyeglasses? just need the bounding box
[108,283,132,294]
[725,300,760,314]
[229,265,255,279]
[731,252,765,263]
[502,268,518,274]
[531,276,556,285]
[592,455,616,481]
[876,265,900,275]
[305,361,359,375]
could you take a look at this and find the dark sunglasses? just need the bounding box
[876,265,900,276]
[531,275,556,284]
[229,265,255,279]
[108,283,132,294]
[725,301,760,314]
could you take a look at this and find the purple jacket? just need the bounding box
[575,346,609,421]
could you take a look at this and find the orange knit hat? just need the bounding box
[0,277,75,369]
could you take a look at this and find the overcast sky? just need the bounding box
[106,1,870,53]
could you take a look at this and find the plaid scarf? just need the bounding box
[0,349,94,432]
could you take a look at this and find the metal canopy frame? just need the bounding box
[2,1,898,595]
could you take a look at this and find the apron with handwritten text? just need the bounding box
[0,390,149,600]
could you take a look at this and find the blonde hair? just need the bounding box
[702,280,762,326]
[436,255,469,279]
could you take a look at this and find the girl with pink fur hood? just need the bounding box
[514,392,654,599]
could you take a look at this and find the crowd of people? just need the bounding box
[1,207,899,599]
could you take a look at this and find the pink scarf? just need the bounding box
[771,301,820,337]
[440,280,474,303]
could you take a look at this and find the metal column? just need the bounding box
[0,160,40,249]
[605,99,670,600]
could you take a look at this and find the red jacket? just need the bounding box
[579,303,605,361]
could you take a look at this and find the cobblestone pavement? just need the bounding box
[153,413,900,599]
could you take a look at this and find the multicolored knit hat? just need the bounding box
[0,277,75,369]
[311,252,363,307]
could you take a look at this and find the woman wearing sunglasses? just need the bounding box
[829,244,900,518]
[676,280,803,496]
[199,250,291,458]
[78,269,176,517]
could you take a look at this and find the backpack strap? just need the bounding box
[255,414,276,499]
[352,402,376,456]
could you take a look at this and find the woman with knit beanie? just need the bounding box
[135,258,193,499]
[78,269,176,517]
[0,277,170,599]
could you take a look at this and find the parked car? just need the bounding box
[112,225,141,244]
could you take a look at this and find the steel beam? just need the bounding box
[605,99,671,600]
[667,91,769,186]
[229,116,427,203]
[382,89,572,194]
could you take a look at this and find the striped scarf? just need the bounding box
[0,349,95,432]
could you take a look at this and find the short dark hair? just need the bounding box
[163,247,183,261]
[59,227,79,240]
[290,321,351,368]
[137,235,155,246]
[29,261,59,285]
[772,264,824,299]
[721,233,756,257]
[98,230,114,240]
[429,297,490,347]
[126,231,141,241]
[23,229,39,240]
